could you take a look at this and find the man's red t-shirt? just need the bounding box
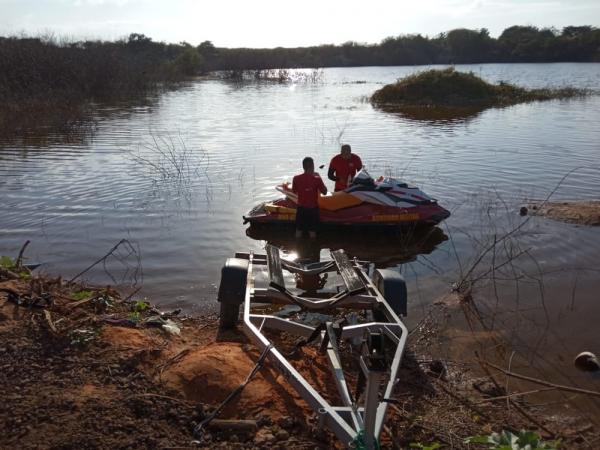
[292,173,326,208]
[329,154,363,190]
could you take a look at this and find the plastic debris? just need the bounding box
[162,319,181,335]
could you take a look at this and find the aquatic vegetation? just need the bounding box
[371,68,588,109]
[216,68,324,83]
[129,133,211,204]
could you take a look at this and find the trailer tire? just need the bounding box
[219,302,241,329]
[217,258,249,329]
[372,268,408,317]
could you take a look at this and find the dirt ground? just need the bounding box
[1,266,599,449]
[528,201,600,226]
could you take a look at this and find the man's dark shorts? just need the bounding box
[296,207,320,232]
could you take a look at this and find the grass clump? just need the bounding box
[371,67,588,109]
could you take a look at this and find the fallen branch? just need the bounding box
[476,387,556,403]
[0,267,20,280]
[66,295,101,309]
[485,361,600,398]
[476,353,555,437]
[68,239,134,283]
[207,419,257,433]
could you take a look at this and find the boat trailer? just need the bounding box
[217,244,409,448]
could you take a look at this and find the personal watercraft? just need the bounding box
[243,169,450,228]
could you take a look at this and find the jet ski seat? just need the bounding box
[318,192,363,211]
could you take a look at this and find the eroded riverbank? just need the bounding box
[1,256,599,448]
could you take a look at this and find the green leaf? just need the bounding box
[134,300,149,312]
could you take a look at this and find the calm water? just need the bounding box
[2,63,600,407]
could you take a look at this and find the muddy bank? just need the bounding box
[1,265,598,448]
[529,201,600,226]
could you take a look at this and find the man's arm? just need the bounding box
[291,176,298,193]
[327,166,337,182]
[318,176,327,195]
[355,155,363,171]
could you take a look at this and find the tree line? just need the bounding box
[206,26,600,71]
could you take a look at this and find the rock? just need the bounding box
[277,415,295,429]
[574,351,600,372]
[428,360,447,378]
[519,206,528,216]
[275,429,290,440]
[255,429,276,445]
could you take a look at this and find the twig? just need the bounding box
[476,352,555,437]
[68,239,130,283]
[127,392,194,406]
[476,387,556,403]
[456,166,589,290]
[44,310,58,333]
[122,286,142,303]
[485,361,600,398]
[15,240,31,269]
[431,378,491,421]
[66,295,101,309]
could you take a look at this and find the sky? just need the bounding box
[1,0,599,48]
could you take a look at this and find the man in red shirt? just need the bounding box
[328,144,363,191]
[292,157,327,238]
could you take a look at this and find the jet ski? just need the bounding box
[243,169,450,228]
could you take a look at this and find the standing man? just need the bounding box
[292,157,327,239]
[328,144,363,191]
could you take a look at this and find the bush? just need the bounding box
[371,67,587,108]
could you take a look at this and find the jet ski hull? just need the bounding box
[244,198,450,228]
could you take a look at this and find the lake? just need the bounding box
[1,63,600,411]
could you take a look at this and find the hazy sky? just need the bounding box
[1,0,599,47]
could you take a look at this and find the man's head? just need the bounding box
[302,156,315,173]
[341,144,352,161]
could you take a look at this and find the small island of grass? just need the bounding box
[371,68,588,112]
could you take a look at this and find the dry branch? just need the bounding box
[485,361,600,398]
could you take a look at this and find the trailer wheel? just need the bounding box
[219,302,241,329]
[217,258,249,329]
[372,268,408,317]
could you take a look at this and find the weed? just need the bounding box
[0,256,15,270]
[466,430,560,449]
[72,290,93,301]
[410,443,443,449]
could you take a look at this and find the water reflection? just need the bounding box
[373,104,486,124]
[246,225,448,267]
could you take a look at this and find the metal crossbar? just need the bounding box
[239,246,408,449]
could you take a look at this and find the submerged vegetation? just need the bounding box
[370,68,589,118]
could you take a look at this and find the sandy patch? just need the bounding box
[530,201,600,226]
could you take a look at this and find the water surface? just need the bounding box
[1,63,600,412]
